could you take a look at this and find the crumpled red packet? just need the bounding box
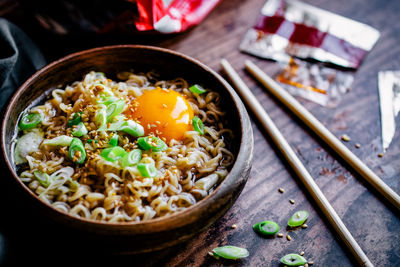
[135,0,222,33]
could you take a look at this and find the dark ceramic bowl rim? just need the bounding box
[1,45,252,228]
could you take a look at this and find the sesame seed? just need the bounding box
[278,188,284,193]
[289,199,295,204]
[355,143,361,148]
[300,251,305,256]
[301,224,308,229]
[308,261,314,265]
[286,234,292,241]
[378,153,383,157]
[341,134,350,142]
[208,251,214,257]
[231,224,237,229]
[277,233,283,238]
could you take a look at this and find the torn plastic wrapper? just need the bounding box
[240,0,380,68]
[276,58,354,107]
[135,0,222,33]
[378,71,400,152]
[240,0,380,107]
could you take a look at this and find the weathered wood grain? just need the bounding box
[1,0,399,265]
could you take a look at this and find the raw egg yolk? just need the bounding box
[126,88,194,142]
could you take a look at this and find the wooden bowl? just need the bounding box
[1,45,253,253]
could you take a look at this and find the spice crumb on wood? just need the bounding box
[341,134,351,142]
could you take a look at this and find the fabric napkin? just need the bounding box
[0,18,46,264]
[0,18,46,110]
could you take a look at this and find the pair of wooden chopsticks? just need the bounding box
[221,59,400,267]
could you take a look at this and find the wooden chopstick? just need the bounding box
[244,60,400,211]
[220,59,373,267]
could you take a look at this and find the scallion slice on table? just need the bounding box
[108,134,119,146]
[19,113,41,130]
[67,112,82,127]
[121,149,142,168]
[189,84,207,95]
[192,116,204,135]
[288,210,309,227]
[101,146,126,162]
[137,136,167,152]
[212,246,249,260]
[280,253,307,266]
[106,99,125,121]
[137,163,158,178]
[71,122,88,137]
[253,220,279,236]
[68,138,86,164]
[33,171,51,187]
[43,135,73,146]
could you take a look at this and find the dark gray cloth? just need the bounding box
[0,18,46,109]
[0,18,45,265]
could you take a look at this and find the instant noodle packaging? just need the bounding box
[240,0,380,107]
[135,0,223,33]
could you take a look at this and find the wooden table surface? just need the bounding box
[2,0,400,266]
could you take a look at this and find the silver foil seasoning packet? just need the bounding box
[240,0,380,69]
[378,71,400,151]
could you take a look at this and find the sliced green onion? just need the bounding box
[137,136,167,152]
[288,210,309,227]
[100,146,126,162]
[68,180,80,192]
[33,171,51,187]
[67,112,82,127]
[94,72,105,79]
[253,220,279,236]
[192,116,204,135]
[106,99,125,121]
[108,134,119,146]
[137,163,158,178]
[42,135,73,146]
[71,122,88,137]
[95,108,107,131]
[121,149,142,168]
[107,118,126,131]
[68,138,86,164]
[119,120,145,137]
[212,246,249,260]
[97,96,119,105]
[280,254,307,266]
[189,84,207,95]
[86,139,99,144]
[19,113,41,130]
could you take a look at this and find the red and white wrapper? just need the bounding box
[240,0,380,68]
[135,0,222,33]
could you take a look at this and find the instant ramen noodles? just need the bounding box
[14,71,234,222]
